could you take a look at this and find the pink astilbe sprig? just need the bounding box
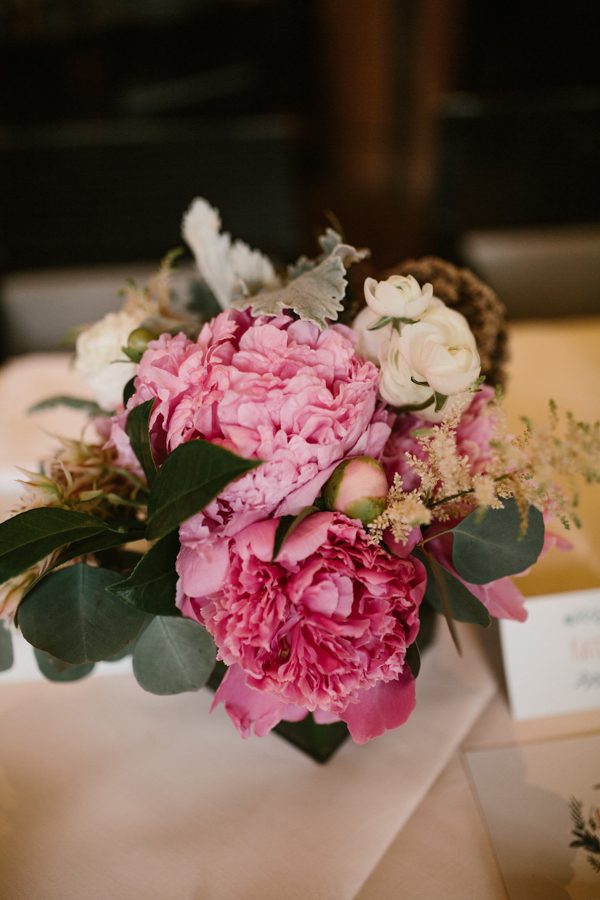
[373,388,600,545]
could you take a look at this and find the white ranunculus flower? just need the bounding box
[352,305,391,363]
[398,301,481,395]
[75,300,154,412]
[364,274,433,320]
[378,330,433,409]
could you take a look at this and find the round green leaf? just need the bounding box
[34,649,94,682]
[132,617,216,695]
[452,499,545,585]
[19,564,149,664]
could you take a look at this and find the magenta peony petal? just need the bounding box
[386,527,422,559]
[276,512,334,565]
[211,664,307,738]
[340,669,416,744]
[464,577,528,622]
[175,539,229,598]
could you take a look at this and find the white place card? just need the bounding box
[500,588,600,721]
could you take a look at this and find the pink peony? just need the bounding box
[382,385,496,490]
[179,511,426,742]
[109,309,391,535]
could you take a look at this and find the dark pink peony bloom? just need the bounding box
[179,511,425,742]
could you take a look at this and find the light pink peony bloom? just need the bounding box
[181,511,425,742]
[109,309,391,535]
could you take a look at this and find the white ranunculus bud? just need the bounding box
[399,301,481,396]
[75,302,153,412]
[352,306,391,364]
[364,274,433,320]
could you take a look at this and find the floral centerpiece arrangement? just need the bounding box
[0,199,598,761]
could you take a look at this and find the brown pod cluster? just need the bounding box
[384,257,508,388]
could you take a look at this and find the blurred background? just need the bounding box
[1,0,599,358]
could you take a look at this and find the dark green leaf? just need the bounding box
[56,529,145,567]
[0,507,121,583]
[0,620,14,672]
[34,649,94,682]
[126,400,157,485]
[132,617,216,695]
[434,392,448,413]
[452,499,545,584]
[19,564,149,664]
[405,641,421,678]
[123,377,136,407]
[416,550,490,627]
[272,506,319,561]
[146,440,261,540]
[109,531,181,616]
[367,315,394,332]
[28,395,105,416]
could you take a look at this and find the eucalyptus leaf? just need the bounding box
[109,531,181,616]
[132,617,216,695]
[146,440,260,540]
[235,253,348,329]
[416,551,491,627]
[272,506,319,561]
[452,499,545,584]
[19,564,149,664]
[0,621,14,672]
[0,508,122,583]
[28,395,105,416]
[125,399,157,484]
[34,649,94,682]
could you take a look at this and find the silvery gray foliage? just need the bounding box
[238,253,348,329]
[238,229,369,329]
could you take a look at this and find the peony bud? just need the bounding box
[126,326,158,359]
[323,456,388,525]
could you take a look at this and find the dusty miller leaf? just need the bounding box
[237,253,348,329]
[288,228,369,279]
[319,229,369,267]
